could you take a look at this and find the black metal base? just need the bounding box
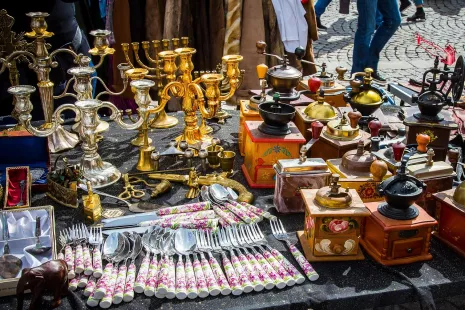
[413,112,444,122]
[267,89,300,102]
[258,122,291,136]
[377,202,419,220]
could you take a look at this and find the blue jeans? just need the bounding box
[352,0,401,73]
[414,0,423,5]
[314,0,333,17]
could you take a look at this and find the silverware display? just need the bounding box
[0,213,22,279]
[25,216,51,255]
[15,180,26,207]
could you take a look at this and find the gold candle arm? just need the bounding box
[141,41,158,64]
[49,48,84,66]
[53,77,77,99]
[100,101,145,130]
[218,55,243,101]
[0,51,38,74]
[91,55,106,69]
[148,81,185,115]
[131,43,156,72]
[121,43,136,69]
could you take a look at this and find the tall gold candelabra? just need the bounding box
[0,11,114,153]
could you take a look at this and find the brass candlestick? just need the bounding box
[0,11,116,153]
[157,49,242,149]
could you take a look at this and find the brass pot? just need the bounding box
[266,62,309,100]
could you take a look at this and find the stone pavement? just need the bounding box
[313,0,465,82]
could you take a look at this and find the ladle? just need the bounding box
[0,213,22,279]
[175,229,198,299]
[25,216,51,255]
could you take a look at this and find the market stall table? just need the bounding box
[1,110,465,310]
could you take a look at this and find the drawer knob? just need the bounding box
[406,248,413,253]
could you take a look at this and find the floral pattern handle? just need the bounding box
[208,254,231,295]
[84,276,97,297]
[270,248,305,284]
[246,252,274,289]
[262,250,295,286]
[112,264,127,304]
[57,252,64,260]
[193,255,209,298]
[156,255,170,295]
[92,247,103,278]
[237,251,263,291]
[221,253,242,295]
[134,253,151,293]
[230,252,253,293]
[212,205,241,225]
[123,263,136,302]
[288,243,319,281]
[68,276,79,291]
[93,262,114,299]
[99,266,118,308]
[64,244,73,270]
[74,244,84,274]
[184,256,198,299]
[254,251,286,289]
[157,201,210,215]
[238,201,272,219]
[143,255,159,296]
[68,248,76,280]
[83,246,93,276]
[229,201,262,223]
[175,256,187,299]
[166,257,176,299]
[224,203,252,223]
[200,253,221,296]
[78,274,89,288]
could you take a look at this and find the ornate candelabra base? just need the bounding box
[199,119,213,135]
[49,125,80,153]
[131,131,152,146]
[150,110,179,129]
[80,155,122,188]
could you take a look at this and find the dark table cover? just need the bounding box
[2,110,465,310]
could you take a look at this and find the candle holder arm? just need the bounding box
[147,81,184,115]
[92,55,106,69]
[49,49,86,67]
[93,76,129,99]
[100,101,144,130]
[53,77,77,99]
[0,51,38,74]
[190,83,218,119]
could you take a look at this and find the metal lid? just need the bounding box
[341,140,376,173]
[324,113,360,140]
[274,158,328,175]
[315,174,352,209]
[268,64,302,80]
[352,89,383,105]
[304,90,338,121]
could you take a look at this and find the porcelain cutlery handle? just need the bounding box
[287,243,319,281]
[92,247,103,278]
[237,201,272,219]
[254,252,286,289]
[134,254,151,293]
[192,256,209,298]
[175,258,187,299]
[200,254,221,296]
[87,274,108,307]
[156,201,210,215]
[78,274,89,288]
[142,255,158,296]
[212,205,241,225]
[228,201,262,222]
[230,253,253,293]
[83,246,93,276]
[270,248,305,284]
[112,265,127,304]
[99,266,118,308]
[123,263,136,302]
[65,245,74,272]
[84,276,97,297]
[262,250,295,286]
[166,257,176,299]
[246,252,274,290]
[68,276,79,291]
[184,256,198,299]
[156,255,170,295]
[208,254,231,295]
[223,204,252,223]
[93,263,114,299]
[75,244,84,274]
[237,252,264,291]
[221,253,242,295]
[58,252,64,260]
[68,248,76,280]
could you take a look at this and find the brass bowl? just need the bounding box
[343,92,385,116]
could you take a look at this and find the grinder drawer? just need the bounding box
[391,237,424,259]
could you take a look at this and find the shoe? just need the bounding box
[399,0,411,12]
[407,8,426,22]
[316,17,328,30]
[372,72,387,83]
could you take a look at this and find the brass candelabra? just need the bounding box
[0,11,114,153]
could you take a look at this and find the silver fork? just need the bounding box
[88,226,103,278]
[226,226,264,292]
[194,230,221,297]
[59,229,76,278]
[270,219,319,281]
[218,228,254,293]
[210,231,243,296]
[202,231,231,295]
[68,225,85,274]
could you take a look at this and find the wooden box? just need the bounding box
[309,129,371,161]
[239,100,262,156]
[360,201,437,266]
[432,189,465,259]
[4,166,32,209]
[241,121,305,188]
[298,188,370,261]
[416,174,454,216]
[326,159,392,203]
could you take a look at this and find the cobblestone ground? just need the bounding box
[313,0,465,82]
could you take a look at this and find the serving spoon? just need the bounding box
[25,216,51,255]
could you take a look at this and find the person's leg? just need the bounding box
[366,0,401,74]
[352,0,378,74]
[375,9,383,29]
[399,0,411,12]
[407,0,425,21]
[315,0,333,29]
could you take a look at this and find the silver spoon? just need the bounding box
[25,217,51,255]
[0,213,22,279]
